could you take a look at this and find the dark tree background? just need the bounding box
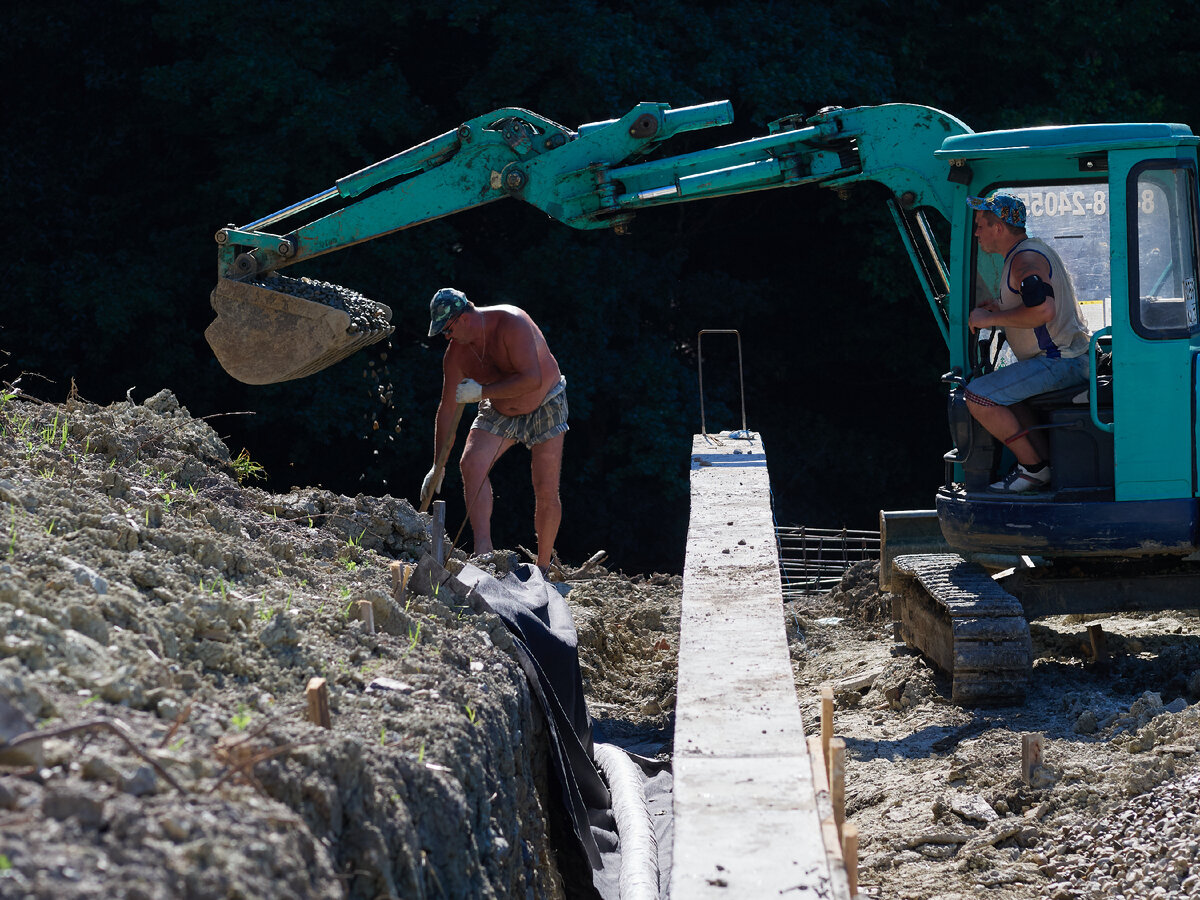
[5,1,1199,572]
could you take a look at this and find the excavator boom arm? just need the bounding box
[218,101,968,274]
[216,100,741,276]
[209,100,970,384]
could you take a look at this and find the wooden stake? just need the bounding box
[1087,623,1108,664]
[808,734,829,793]
[822,819,844,866]
[432,500,446,567]
[842,823,859,896]
[306,677,331,729]
[820,684,834,776]
[391,562,411,606]
[830,737,846,838]
[1021,733,1044,785]
[807,734,848,877]
[357,600,375,633]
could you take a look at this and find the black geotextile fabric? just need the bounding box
[454,565,611,865]
[455,563,673,900]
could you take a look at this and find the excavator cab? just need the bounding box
[935,124,1200,562]
[947,178,1116,495]
[891,124,1200,702]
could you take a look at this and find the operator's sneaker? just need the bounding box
[989,463,1051,493]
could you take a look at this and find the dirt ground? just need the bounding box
[0,386,679,899]
[6,383,1200,900]
[789,561,1200,900]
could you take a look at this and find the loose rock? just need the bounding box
[789,562,1200,899]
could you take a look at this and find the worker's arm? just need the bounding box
[969,251,1056,332]
[434,348,466,456]
[422,349,466,503]
[971,297,1055,332]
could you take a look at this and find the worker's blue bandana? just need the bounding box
[966,192,1027,228]
[428,287,470,336]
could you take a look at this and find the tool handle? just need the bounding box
[420,403,465,513]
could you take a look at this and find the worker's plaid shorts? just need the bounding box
[471,376,568,449]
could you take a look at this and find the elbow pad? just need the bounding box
[1019,274,1055,308]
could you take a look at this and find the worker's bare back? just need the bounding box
[447,305,560,416]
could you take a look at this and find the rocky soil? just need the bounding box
[10,380,1200,900]
[0,385,679,899]
[789,561,1200,900]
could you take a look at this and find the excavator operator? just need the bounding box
[964,192,1092,493]
[420,288,567,570]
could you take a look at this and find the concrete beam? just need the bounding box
[671,432,851,898]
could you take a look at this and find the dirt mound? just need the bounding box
[787,558,1200,899]
[567,572,681,753]
[825,559,891,623]
[0,386,679,898]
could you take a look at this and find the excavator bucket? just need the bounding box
[205,275,395,385]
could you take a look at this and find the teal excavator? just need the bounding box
[209,100,1200,704]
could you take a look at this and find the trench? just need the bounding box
[527,429,859,898]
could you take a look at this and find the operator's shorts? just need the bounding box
[965,355,1089,407]
[471,376,568,449]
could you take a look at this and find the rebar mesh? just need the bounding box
[775,526,880,598]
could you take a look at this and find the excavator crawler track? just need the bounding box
[890,553,1031,705]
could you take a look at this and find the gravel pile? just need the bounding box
[787,564,1200,900]
[250,273,392,334]
[824,559,891,623]
[1040,702,1200,899]
[569,572,680,752]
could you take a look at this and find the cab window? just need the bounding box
[1129,162,1200,339]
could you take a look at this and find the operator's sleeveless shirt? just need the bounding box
[999,237,1090,360]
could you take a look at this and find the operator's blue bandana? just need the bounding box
[428,287,470,336]
[966,192,1027,228]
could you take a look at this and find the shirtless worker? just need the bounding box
[419,288,567,570]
